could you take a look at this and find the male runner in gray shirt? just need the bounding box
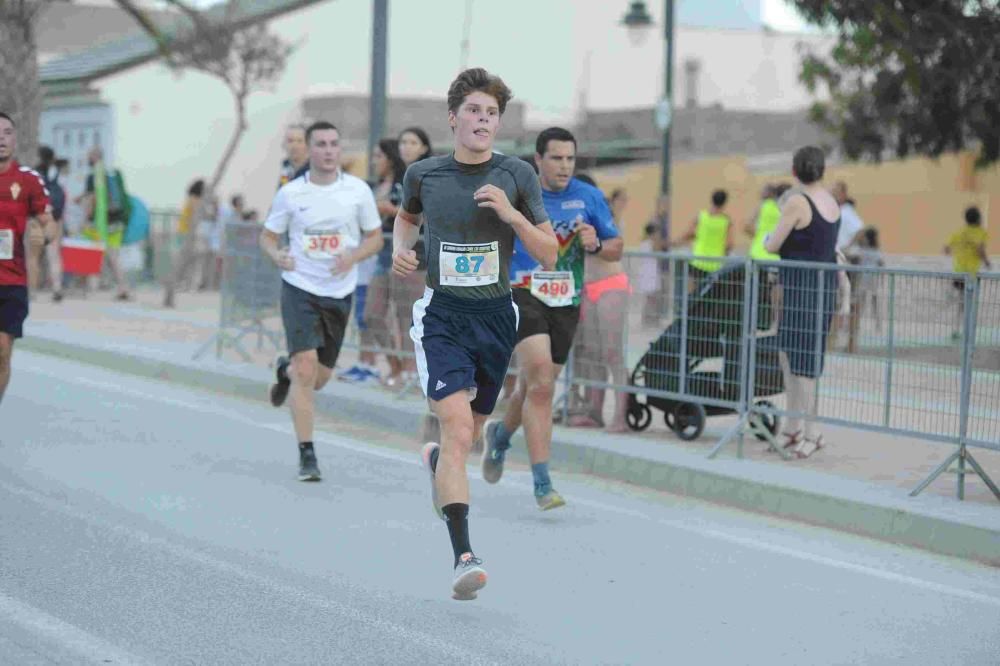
[392,68,557,600]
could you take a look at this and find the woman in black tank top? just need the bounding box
[763,146,844,459]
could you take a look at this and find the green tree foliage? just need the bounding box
[794,0,1000,166]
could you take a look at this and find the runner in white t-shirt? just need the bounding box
[259,121,383,482]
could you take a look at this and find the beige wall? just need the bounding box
[591,152,1000,255]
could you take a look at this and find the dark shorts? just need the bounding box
[374,243,393,277]
[0,286,29,339]
[354,284,368,331]
[280,280,352,369]
[411,287,518,416]
[688,264,713,282]
[777,267,837,378]
[512,288,580,365]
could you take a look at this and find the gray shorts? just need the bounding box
[280,280,352,368]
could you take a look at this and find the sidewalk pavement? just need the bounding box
[17,286,1000,565]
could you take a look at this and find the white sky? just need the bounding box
[761,0,811,32]
[176,0,814,32]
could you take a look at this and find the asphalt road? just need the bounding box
[2,351,998,665]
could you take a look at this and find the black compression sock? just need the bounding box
[441,503,472,567]
[299,441,314,451]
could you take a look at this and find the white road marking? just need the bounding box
[21,362,1000,611]
[0,591,153,666]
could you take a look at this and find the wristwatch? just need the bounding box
[586,238,603,255]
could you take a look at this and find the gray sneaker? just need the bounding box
[452,552,488,601]
[421,442,444,521]
[298,448,321,482]
[535,489,566,511]
[481,420,507,484]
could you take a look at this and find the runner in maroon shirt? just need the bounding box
[0,112,54,405]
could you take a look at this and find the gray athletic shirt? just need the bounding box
[401,153,548,300]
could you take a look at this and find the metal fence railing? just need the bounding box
[330,232,425,396]
[561,252,999,502]
[610,254,999,502]
[193,221,282,361]
[148,208,183,285]
[199,235,999,503]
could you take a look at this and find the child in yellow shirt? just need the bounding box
[944,206,991,340]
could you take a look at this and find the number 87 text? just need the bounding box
[455,255,485,273]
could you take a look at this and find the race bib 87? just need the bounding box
[439,241,500,287]
[303,229,346,260]
[0,229,13,260]
[530,270,575,307]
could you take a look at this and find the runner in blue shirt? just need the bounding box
[481,127,622,509]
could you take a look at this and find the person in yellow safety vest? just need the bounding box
[746,184,781,261]
[745,182,792,333]
[680,189,733,276]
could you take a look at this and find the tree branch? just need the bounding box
[114,0,173,61]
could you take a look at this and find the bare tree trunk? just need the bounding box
[208,94,248,194]
[0,1,43,163]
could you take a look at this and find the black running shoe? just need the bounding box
[270,355,291,407]
[298,447,321,482]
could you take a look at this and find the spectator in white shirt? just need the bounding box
[832,182,863,252]
[830,181,866,351]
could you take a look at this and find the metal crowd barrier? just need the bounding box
[588,251,998,502]
[200,231,999,502]
[148,208,182,285]
[194,221,282,360]
[337,231,424,398]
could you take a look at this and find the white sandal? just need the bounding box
[792,435,824,459]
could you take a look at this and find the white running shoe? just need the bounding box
[420,442,444,521]
[452,552,488,601]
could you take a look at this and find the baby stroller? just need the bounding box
[627,264,783,440]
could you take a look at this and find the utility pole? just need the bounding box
[367,0,388,181]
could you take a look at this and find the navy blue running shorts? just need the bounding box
[410,287,518,416]
[0,286,29,339]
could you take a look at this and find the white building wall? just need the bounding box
[38,103,116,199]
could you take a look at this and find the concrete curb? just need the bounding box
[20,335,1000,567]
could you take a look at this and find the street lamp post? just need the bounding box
[368,0,388,181]
[621,0,674,196]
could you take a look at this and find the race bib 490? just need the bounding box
[439,241,500,287]
[530,270,575,307]
[303,229,346,260]
[0,229,13,261]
